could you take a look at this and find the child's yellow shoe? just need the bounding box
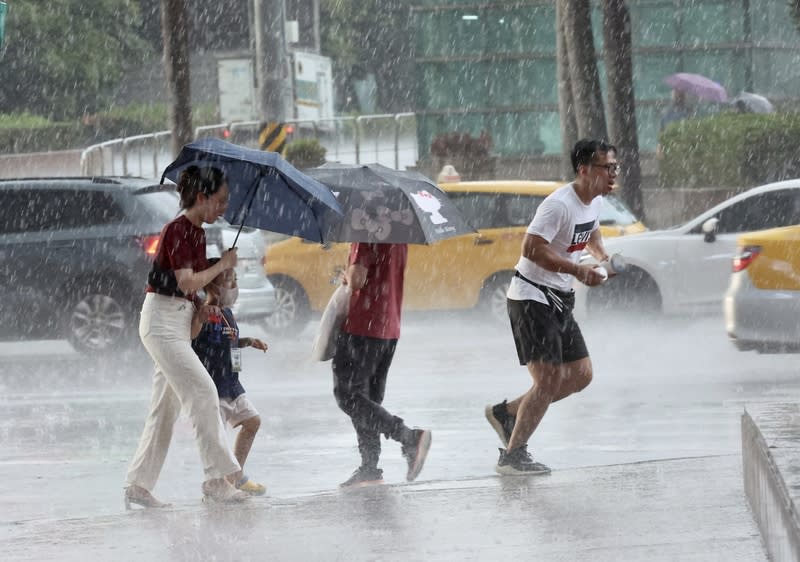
[236,476,266,496]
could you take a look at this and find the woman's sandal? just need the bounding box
[201,479,249,503]
[124,485,171,510]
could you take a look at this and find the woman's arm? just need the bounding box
[174,248,237,294]
[190,305,212,339]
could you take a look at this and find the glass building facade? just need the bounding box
[412,0,800,156]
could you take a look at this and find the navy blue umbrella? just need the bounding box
[161,137,343,245]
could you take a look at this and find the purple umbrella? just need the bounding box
[663,73,728,103]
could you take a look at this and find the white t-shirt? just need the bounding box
[507,182,603,303]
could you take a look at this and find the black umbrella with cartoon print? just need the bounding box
[308,163,476,244]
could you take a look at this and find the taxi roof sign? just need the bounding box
[437,164,461,184]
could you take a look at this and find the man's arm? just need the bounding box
[522,233,605,287]
[584,229,610,263]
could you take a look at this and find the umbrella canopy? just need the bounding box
[306,163,477,245]
[664,72,727,103]
[161,137,343,243]
[730,92,774,114]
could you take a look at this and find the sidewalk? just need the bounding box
[1,455,765,561]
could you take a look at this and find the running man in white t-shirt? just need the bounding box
[485,139,617,475]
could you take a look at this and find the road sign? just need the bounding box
[259,122,288,154]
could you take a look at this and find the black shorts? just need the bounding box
[507,293,589,366]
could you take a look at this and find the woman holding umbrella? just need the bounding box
[124,166,248,508]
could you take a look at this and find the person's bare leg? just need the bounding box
[506,362,562,452]
[552,358,592,401]
[233,416,261,470]
[504,357,592,417]
[226,416,266,495]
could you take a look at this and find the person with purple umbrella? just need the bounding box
[660,89,694,132]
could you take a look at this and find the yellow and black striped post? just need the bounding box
[258,122,287,154]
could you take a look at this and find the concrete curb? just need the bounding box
[742,404,800,562]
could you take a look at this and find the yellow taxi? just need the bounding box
[724,224,800,353]
[264,180,647,332]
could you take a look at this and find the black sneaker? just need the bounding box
[495,446,551,475]
[401,429,432,482]
[485,401,515,447]
[339,466,384,489]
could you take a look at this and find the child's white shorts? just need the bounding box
[219,394,260,427]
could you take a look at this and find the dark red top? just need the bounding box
[146,215,208,301]
[342,243,407,340]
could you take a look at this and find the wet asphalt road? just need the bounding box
[1,311,796,559]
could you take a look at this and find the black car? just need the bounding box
[0,177,181,353]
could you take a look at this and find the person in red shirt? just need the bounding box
[333,242,432,488]
[124,165,248,508]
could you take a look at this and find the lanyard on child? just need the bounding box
[219,309,242,372]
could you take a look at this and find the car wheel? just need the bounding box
[263,277,311,334]
[586,267,661,315]
[65,291,134,354]
[480,273,513,323]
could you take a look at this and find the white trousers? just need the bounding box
[126,293,240,491]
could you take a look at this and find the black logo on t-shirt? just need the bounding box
[567,220,594,253]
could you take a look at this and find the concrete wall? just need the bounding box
[742,406,800,562]
[0,150,83,179]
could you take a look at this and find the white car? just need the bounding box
[574,179,800,316]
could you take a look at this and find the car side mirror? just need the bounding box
[702,217,719,243]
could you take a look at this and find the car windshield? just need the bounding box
[600,195,638,226]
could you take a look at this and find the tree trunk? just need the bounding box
[161,0,193,156]
[603,0,645,219]
[561,0,607,140]
[556,0,579,179]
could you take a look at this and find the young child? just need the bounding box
[191,258,269,496]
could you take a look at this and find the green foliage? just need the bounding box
[85,102,219,140]
[0,119,86,153]
[659,112,800,188]
[0,112,51,128]
[0,1,148,120]
[284,139,327,169]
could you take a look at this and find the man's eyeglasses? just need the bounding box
[590,163,620,174]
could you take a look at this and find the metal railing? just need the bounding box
[80,113,419,178]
